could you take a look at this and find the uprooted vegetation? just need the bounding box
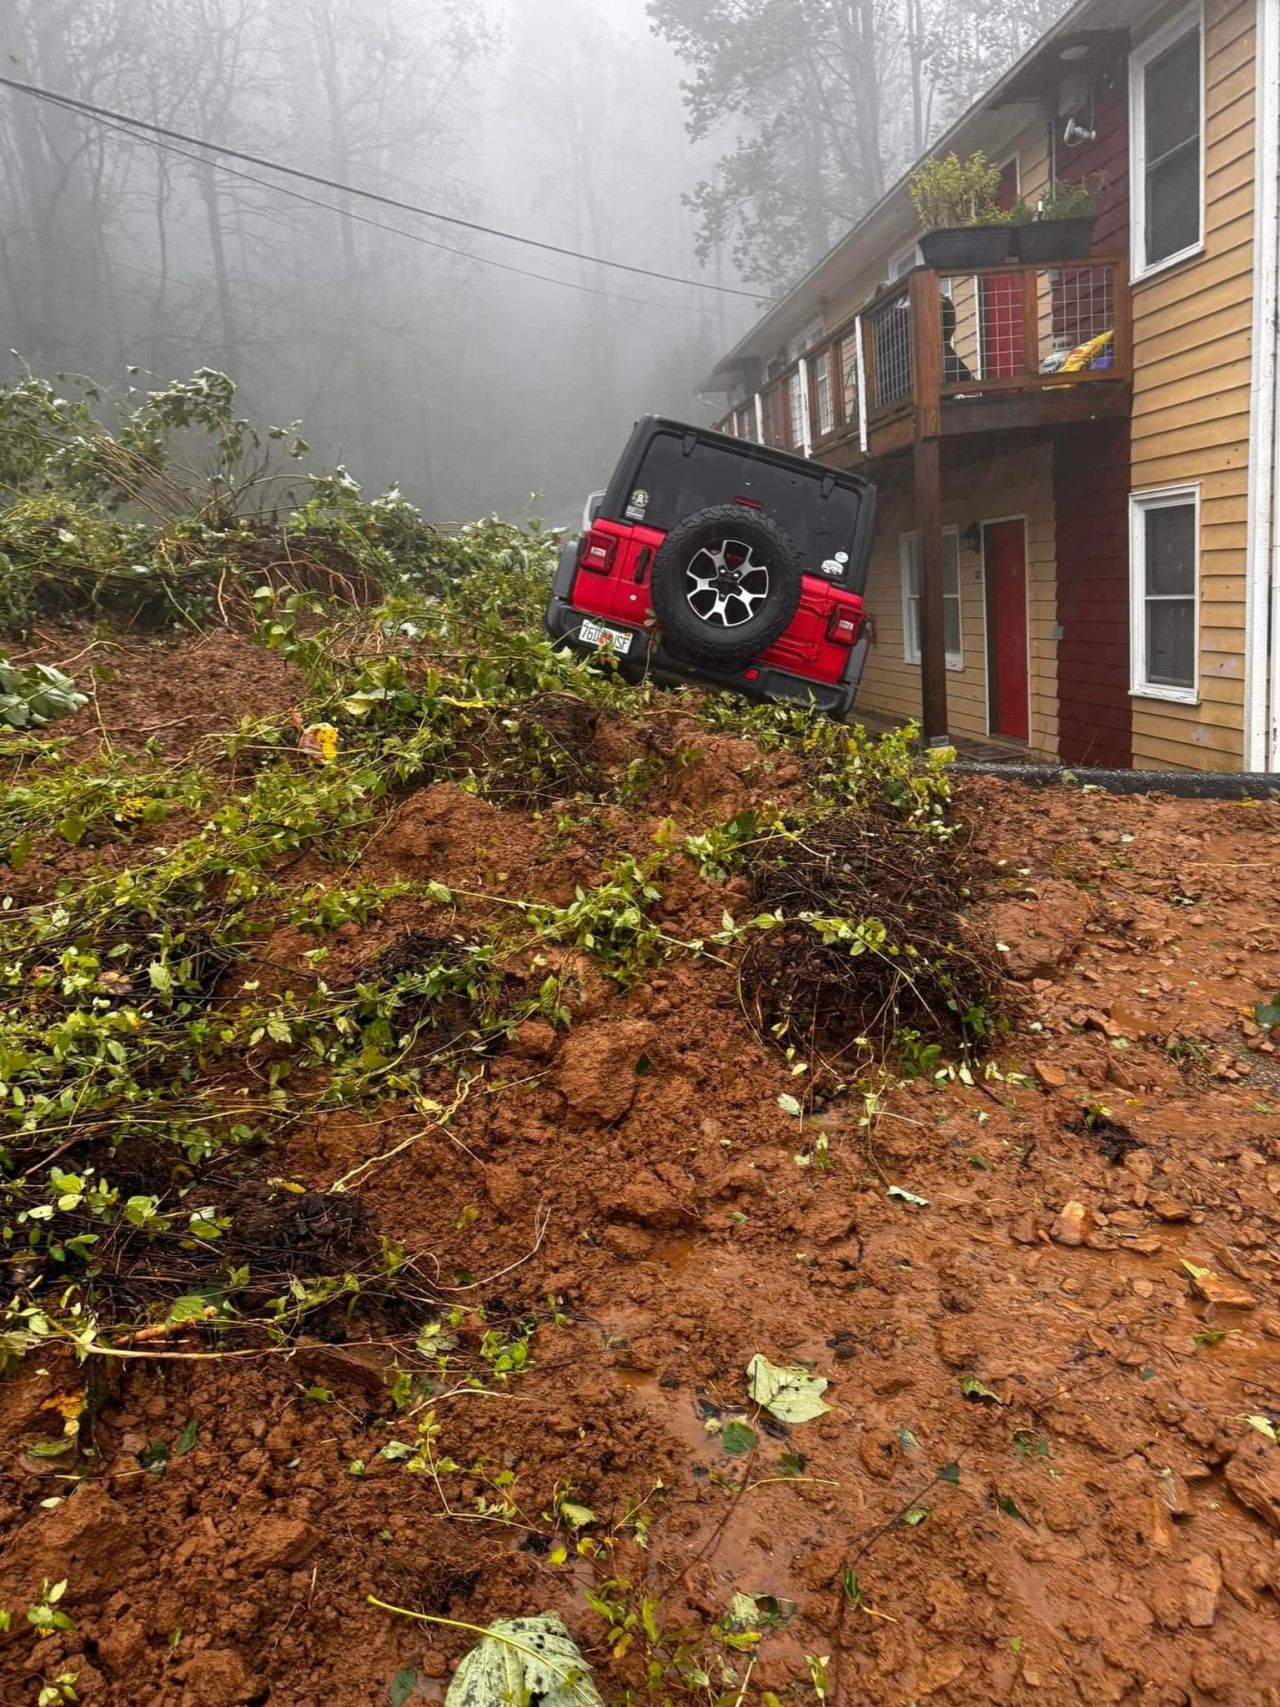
[5,371,1280,1707]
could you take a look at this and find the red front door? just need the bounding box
[985,519,1029,741]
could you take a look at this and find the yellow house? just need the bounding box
[706,0,1278,772]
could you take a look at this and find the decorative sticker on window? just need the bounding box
[625,487,650,521]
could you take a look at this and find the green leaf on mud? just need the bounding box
[175,1417,199,1455]
[1243,1414,1278,1444]
[903,1505,930,1526]
[444,1612,603,1707]
[960,1376,1002,1405]
[937,1461,961,1484]
[389,1667,419,1707]
[1253,995,1280,1030]
[746,1354,830,1423]
[25,1438,74,1459]
[776,1093,803,1117]
[721,1421,758,1457]
[998,1493,1030,1524]
[558,1502,597,1530]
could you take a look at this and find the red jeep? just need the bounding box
[545,416,876,717]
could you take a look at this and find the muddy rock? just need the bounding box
[9,1483,141,1599]
[291,1338,389,1399]
[1050,1200,1091,1247]
[1032,1058,1068,1090]
[983,880,1094,980]
[1149,1192,1190,1222]
[1184,1552,1222,1627]
[607,1176,688,1230]
[1224,1435,1280,1531]
[180,1646,256,1706]
[484,1162,528,1217]
[1187,1268,1255,1309]
[245,1516,319,1571]
[556,1018,657,1120]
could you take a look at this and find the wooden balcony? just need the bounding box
[714,256,1131,465]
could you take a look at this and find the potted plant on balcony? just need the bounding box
[908,152,1013,269]
[1013,174,1107,263]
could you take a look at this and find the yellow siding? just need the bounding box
[854,441,1059,757]
[1128,0,1255,771]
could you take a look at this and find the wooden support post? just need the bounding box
[913,433,948,745]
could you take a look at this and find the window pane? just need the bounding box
[1147,146,1200,263]
[1145,503,1195,595]
[1145,30,1199,163]
[903,536,920,595]
[944,595,961,658]
[942,533,959,598]
[1146,599,1194,688]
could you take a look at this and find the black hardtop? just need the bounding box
[598,415,876,592]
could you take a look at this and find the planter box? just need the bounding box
[1013,217,1096,264]
[918,225,1015,269]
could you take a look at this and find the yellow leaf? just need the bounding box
[300,722,339,764]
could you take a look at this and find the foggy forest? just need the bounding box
[1,0,1071,521]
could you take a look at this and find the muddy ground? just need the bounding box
[2,633,1279,1707]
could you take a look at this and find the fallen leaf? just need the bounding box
[746,1354,830,1423]
[960,1376,1002,1405]
[721,1420,759,1457]
[389,1668,419,1707]
[886,1185,929,1207]
[444,1612,603,1707]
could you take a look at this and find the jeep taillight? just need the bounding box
[826,609,862,646]
[579,529,617,573]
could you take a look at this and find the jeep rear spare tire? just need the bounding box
[649,504,802,669]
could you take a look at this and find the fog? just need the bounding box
[0,0,1068,523]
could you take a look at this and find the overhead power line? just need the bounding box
[84,105,718,316]
[0,74,768,305]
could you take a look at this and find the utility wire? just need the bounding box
[0,74,769,305]
[86,105,719,316]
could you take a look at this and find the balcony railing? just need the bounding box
[715,257,1130,461]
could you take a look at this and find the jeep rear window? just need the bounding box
[617,431,866,580]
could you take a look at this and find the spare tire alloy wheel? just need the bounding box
[686,537,769,628]
[650,504,802,669]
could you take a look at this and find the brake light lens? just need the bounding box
[826,609,863,646]
[734,495,763,509]
[578,528,618,573]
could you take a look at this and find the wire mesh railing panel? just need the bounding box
[786,368,805,449]
[812,345,836,438]
[1044,265,1116,373]
[870,294,912,410]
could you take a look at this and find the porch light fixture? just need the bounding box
[960,522,982,554]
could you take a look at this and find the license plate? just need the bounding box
[579,619,632,657]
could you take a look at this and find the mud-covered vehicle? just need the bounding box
[545,416,876,716]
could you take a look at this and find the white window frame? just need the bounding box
[1129,483,1200,703]
[888,243,921,282]
[1129,2,1205,283]
[901,527,964,671]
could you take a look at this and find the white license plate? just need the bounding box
[580,619,632,657]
